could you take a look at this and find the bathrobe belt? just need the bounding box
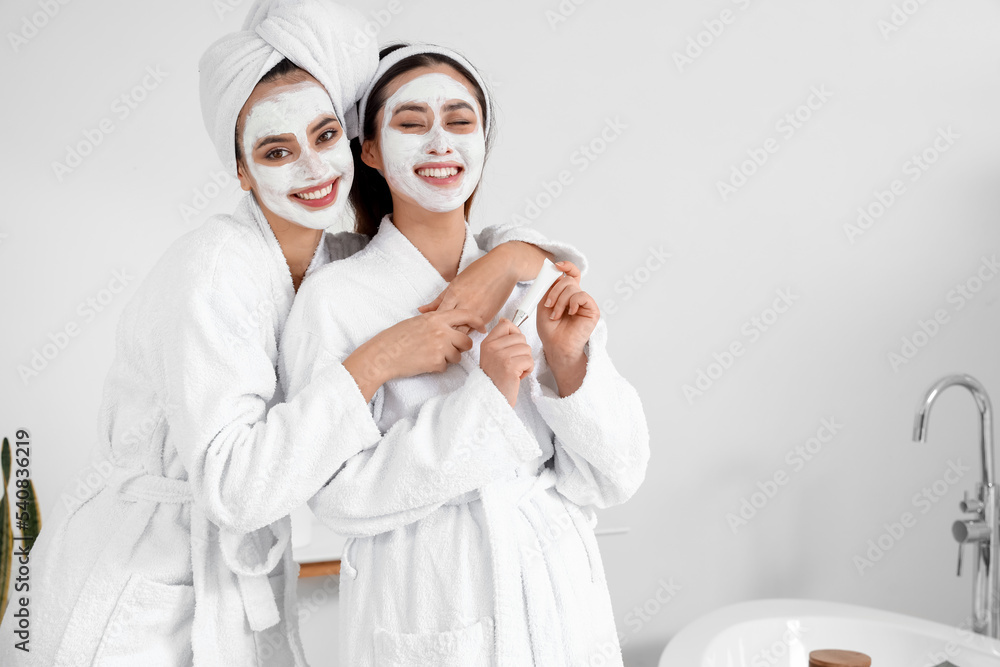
[480,467,570,667]
[53,464,291,667]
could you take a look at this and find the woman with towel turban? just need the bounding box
[279,43,650,666]
[0,1,587,665]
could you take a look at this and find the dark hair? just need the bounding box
[350,44,495,237]
[234,58,311,166]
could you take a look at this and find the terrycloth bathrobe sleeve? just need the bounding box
[280,281,543,539]
[161,233,384,535]
[528,317,650,508]
[473,222,590,276]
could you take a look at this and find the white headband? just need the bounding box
[356,43,492,140]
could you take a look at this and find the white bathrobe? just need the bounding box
[280,217,650,667]
[0,194,585,667]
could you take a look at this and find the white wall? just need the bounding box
[2,0,999,665]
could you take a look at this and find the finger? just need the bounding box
[487,329,529,352]
[543,275,573,309]
[448,329,474,352]
[554,260,582,282]
[572,291,600,318]
[485,317,517,341]
[441,309,487,334]
[418,293,444,313]
[551,281,582,320]
[444,346,463,365]
[510,352,534,378]
[567,290,591,316]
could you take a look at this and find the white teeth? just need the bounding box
[416,166,459,179]
[294,183,334,200]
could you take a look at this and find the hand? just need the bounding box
[479,318,534,408]
[417,243,577,335]
[535,273,600,390]
[346,310,486,400]
[418,246,519,334]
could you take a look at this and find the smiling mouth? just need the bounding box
[414,164,464,186]
[290,178,339,208]
[416,166,461,179]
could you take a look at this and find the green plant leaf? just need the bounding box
[1,438,10,491]
[22,479,42,554]
[0,486,13,623]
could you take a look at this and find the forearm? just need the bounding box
[173,360,383,533]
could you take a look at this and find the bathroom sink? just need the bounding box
[659,599,1000,666]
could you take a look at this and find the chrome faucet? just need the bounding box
[913,374,996,637]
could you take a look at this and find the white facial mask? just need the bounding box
[378,73,486,213]
[242,81,353,230]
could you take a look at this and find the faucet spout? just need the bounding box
[913,374,995,488]
[914,373,997,638]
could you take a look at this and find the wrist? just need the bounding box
[500,241,547,282]
[545,348,587,398]
[343,342,390,402]
[546,347,587,374]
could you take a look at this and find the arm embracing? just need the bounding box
[529,318,650,509]
[279,280,543,538]
[162,271,382,534]
[306,367,542,537]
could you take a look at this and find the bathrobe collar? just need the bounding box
[244,193,332,290]
[242,193,332,349]
[367,214,483,303]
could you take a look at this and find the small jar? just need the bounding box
[809,649,872,667]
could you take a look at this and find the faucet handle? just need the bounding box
[953,519,990,544]
[954,519,990,577]
[960,490,985,514]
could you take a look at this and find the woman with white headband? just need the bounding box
[281,43,650,667]
[0,2,587,665]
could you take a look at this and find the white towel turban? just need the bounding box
[357,43,494,140]
[199,0,378,174]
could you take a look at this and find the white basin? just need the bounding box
[659,599,1000,666]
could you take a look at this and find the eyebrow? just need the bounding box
[392,103,429,116]
[254,134,295,150]
[311,116,340,133]
[443,101,475,113]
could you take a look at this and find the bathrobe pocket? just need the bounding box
[374,616,494,667]
[91,574,195,666]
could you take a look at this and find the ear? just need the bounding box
[236,160,253,193]
[361,137,383,172]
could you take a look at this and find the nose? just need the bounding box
[425,124,452,156]
[299,147,328,180]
